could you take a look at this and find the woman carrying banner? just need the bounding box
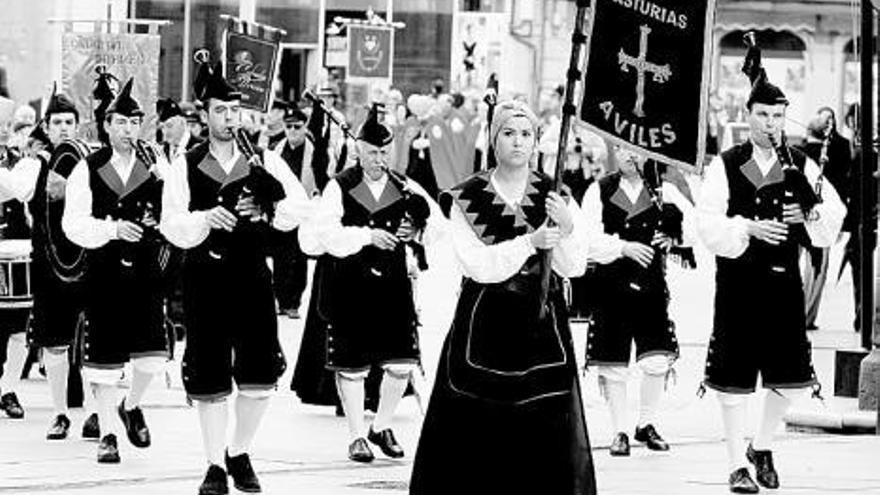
[409,100,596,495]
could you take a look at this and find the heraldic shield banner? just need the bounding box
[348,25,392,80]
[579,0,716,170]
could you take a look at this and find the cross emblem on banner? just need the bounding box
[618,25,672,118]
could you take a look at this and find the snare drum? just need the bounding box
[0,240,32,309]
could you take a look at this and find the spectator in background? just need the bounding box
[796,107,854,330]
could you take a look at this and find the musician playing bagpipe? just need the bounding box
[0,86,102,440]
[581,144,695,458]
[159,53,308,495]
[307,103,442,464]
[62,77,172,464]
[695,34,846,494]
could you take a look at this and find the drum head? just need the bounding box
[42,139,92,282]
[0,240,32,258]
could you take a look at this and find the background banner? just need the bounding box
[61,32,160,140]
[579,0,716,170]
[347,25,393,81]
[224,30,280,112]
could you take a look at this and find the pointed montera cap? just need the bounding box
[105,78,143,118]
[356,102,393,147]
[45,83,79,120]
[742,32,788,109]
[193,56,242,103]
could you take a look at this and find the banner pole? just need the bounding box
[538,0,590,319]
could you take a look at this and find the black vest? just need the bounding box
[335,166,409,277]
[183,141,283,264]
[716,141,806,277]
[84,147,164,274]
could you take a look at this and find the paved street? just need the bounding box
[1,238,878,494]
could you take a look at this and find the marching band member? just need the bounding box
[270,104,322,319]
[62,78,172,463]
[581,145,695,457]
[311,104,442,463]
[160,57,308,495]
[0,88,100,439]
[410,99,595,494]
[696,38,845,493]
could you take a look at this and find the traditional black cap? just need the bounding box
[742,33,788,109]
[356,103,393,146]
[45,90,79,120]
[105,78,144,118]
[156,97,183,122]
[283,105,307,123]
[193,58,242,103]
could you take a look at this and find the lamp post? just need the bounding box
[857,0,880,414]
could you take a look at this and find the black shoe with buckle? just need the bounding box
[224,450,261,493]
[747,443,779,489]
[82,413,100,440]
[634,424,670,451]
[46,414,71,440]
[0,392,24,419]
[199,464,229,495]
[348,437,375,463]
[97,434,120,463]
[118,399,151,448]
[609,432,630,456]
[367,428,404,458]
[729,467,760,493]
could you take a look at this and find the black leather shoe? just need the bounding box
[348,437,375,463]
[225,450,261,493]
[198,465,229,495]
[609,432,630,456]
[634,424,670,451]
[367,428,404,458]
[82,413,100,440]
[747,443,780,489]
[118,399,151,448]
[97,434,120,463]
[728,467,760,493]
[46,414,71,440]
[0,392,24,419]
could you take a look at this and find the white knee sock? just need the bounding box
[753,390,795,451]
[0,332,27,393]
[602,378,628,435]
[638,372,665,428]
[197,400,229,467]
[336,375,367,441]
[372,371,408,432]
[43,349,70,416]
[228,394,270,458]
[718,392,748,472]
[125,368,155,410]
[92,383,119,438]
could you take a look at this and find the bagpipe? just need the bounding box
[639,161,696,269]
[383,166,431,271]
[302,89,353,177]
[118,138,172,273]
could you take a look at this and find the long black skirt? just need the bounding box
[410,276,596,495]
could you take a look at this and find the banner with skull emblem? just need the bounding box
[224,22,282,112]
[579,0,716,171]
[347,25,393,81]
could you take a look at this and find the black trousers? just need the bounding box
[270,229,307,311]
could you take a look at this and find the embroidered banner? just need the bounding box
[579,0,716,170]
[61,32,160,141]
[347,25,393,81]
[224,30,281,112]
